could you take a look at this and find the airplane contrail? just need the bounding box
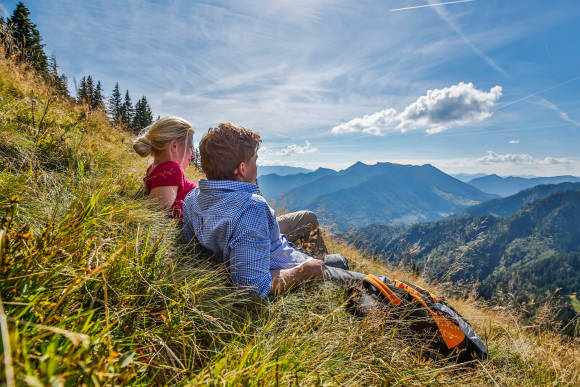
[390,0,474,12]
[497,76,580,111]
[424,0,508,77]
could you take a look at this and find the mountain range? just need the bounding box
[468,174,580,197]
[259,162,496,230]
[342,189,580,329]
[258,165,312,177]
[454,182,580,219]
[452,173,488,182]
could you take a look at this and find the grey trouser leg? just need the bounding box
[277,210,328,256]
[322,254,367,285]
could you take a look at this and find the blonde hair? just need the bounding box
[133,116,194,157]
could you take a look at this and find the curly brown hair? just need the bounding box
[199,123,261,180]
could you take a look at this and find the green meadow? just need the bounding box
[0,46,579,386]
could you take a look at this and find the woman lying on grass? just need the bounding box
[133,116,197,219]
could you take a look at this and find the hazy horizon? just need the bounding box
[257,161,580,179]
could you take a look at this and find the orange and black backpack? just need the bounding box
[346,274,488,363]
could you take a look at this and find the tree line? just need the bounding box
[78,76,154,134]
[0,2,154,134]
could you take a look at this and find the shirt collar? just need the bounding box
[198,179,258,194]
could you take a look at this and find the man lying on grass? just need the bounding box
[182,123,363,297]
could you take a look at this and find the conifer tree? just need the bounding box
[0,16,7,50]
[92,81,104,110]
[7,2,48,73]
[133,96,153,134]
[108,83,122,124]
[0,17,9,56]
[120,90,134,129]
[86,75,94,104]
[48,54,69,97]
[77,76,88,104]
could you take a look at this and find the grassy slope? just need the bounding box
[0,56,578,386]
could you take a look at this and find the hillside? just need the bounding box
[468,174,580,197]
[1,50,579,385]
[454,182,580,219]
[261,162,496,230]
[344,190,580,328]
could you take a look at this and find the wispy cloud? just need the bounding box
[426,0,508,77]
[509,140,520,144]
[390,0,474,12]
[332,82,502,135]
[536,98,580,126]
[478,150,571,165]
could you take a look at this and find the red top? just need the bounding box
[144,161,197,219]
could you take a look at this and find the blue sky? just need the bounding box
[3,0,579,176]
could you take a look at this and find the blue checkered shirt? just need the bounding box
[182,179,309,297]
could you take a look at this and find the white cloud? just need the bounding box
[332,82,502,136]
[478,151,571,165]
[260,141,318,159]
[536,98,580,126]
[400,82,503,134]
[509,140,519,144]
[331,108,398,136]
[280,141,318,156]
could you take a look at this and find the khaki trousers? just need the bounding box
[278,211,366,286]
[276,210,328,256]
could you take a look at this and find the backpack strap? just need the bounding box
[364,274,402,306]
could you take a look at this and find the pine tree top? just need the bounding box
[7,1,48,73]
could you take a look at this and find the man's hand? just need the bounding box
[269,258,324,296]
[296,258,325,280]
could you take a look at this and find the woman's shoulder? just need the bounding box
[146,161,184,188]
[149,161,183,174]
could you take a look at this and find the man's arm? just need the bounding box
[269,258,324,296]
[229,204,325,297]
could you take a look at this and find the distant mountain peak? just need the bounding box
[261,160,495,230]
[348,161,368,168]
[313,167,334,173]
